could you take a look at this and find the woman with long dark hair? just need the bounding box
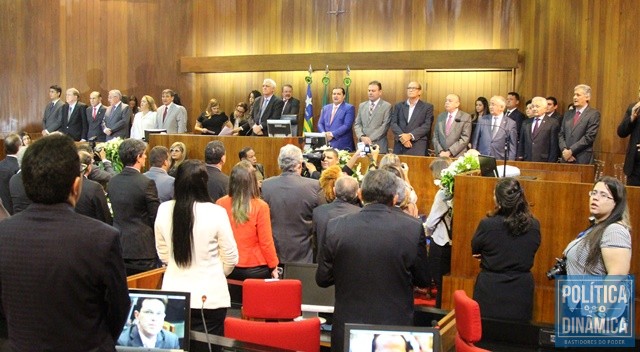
[216,160,279,280]
[155,160,238,336]
[471,177,540,322]
[563,176,631,275]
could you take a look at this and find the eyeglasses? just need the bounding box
[170,148,182,153]
[406,87,420,90]
[588,190,614,200]
[235,108,246,114]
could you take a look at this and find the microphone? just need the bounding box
[431,319,440,330]
[201,295,213,352]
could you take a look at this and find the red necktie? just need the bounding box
[445,114,453,134]
[92,107,97,120]
[163,106,168,123]
[573,110,581,126]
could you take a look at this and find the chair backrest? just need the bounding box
[224,317,320,352]
[453,290,483,343]
[242,279,302,320]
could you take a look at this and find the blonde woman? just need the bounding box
[194,99,230,135]
[168,141,186,177]
[130,95,158,140]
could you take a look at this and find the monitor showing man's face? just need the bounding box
[134,299,166,338]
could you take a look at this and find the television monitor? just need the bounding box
[116,289,191,352]
[478,154,499,177]
[144,129,167,142]
[344,323,441,352]
[283,262,335,313]
[266,119,292,137]
[280,114,299,136]
[303,132,327,150]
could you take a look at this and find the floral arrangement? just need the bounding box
[306,145,364,182]
[95,137,124,173]
[438,149,480,197]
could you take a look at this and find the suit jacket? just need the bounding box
[104,102,132,140]
[547,110,563,125]
[506,108,526,141]
[318,103,356,151]
[558,106,601,164]
[9,171,31,214]
[0,156,20,215]
[316,203,429,351]
[517,116,560,162]
[85,104,108,142]
[0,203,130,351]
[76,176,113,225]
[432,110,472,157]
[117,324,180,349]
[43,99,64,132]
[144,167,175,202]
[206,165,228,202]
[262,171,325,263]
[107,167,160,260]
[59,101,88,141]
[472,114,518,160]
[281,96,300,115]
[250,95,284,136]
[311,199,361,262]
[353,99,392,153]
[156,103,188,133]
[617,102,640,177]
[390,100,434,156]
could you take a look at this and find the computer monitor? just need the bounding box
[266,119,292,137]
[344,323,441,352]
[116,289,191,351]
[280,114,298,136]
[303,132,327,150]
[478,154,499,177]
[283,262,335,313]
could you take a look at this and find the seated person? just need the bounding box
[195,98,230,135]
[117,298,180,349]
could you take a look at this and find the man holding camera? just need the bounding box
[354,81,392,153]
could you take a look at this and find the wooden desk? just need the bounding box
[441,175,640,334]
[126,267,166,289]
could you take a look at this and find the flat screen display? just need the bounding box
[344,323,440,352]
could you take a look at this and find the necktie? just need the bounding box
[330,105,338,124]
[163,105,168,123]
[573,110,581,126]
[260,98,269,118]
[369,102,375,116]
[92,107,97,120]
[492,117,499,137]
[532,118,540,136]
[445,113,453,134]
[506,110,511,117]
[282,100,287,113]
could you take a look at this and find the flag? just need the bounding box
[304,83,313,132]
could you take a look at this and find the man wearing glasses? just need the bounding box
[390,82,434,156]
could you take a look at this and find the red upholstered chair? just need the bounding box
[454,290,490,352]
[242,279,302,320]
[224,317,321,352]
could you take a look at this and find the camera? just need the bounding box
[301,150,325,177]
[546,257,567,280]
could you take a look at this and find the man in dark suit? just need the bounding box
[9,171,31,214]
[42,84,64,135]
[0,134,21,214]
[318,87,356,151]
[85,91,108,142]
[281,84,301,135]
[204,140,228,202]
[559,84,601,164]
[107,138,160,275]
[156,88,188,134]
[104,89,132,140]
[432,93,472,157]
[316,169,429,351]
[546,96,563,123]
[76,151,112,224]
[517,96,560,162]
[0,134,129,351]
[251,78,284,136]
[616,89,640,186]
[312,176,360,261]
[144,146,175,202]
[262,144,325,263]
[117,298,180,349]
[506,91,526,142]
[58,87,88,141]
[390,81,434,156]
[473,95,518,160]
[354,80,392,153]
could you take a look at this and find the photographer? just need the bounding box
[77,143,117,186]
[562,177,631,276]
[304,145,380,179]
